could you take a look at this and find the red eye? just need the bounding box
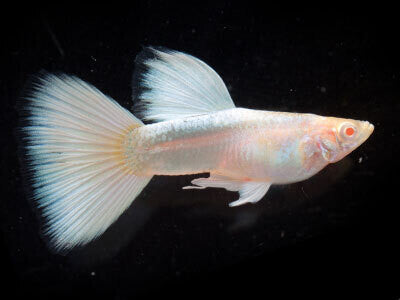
[345,127,355,136]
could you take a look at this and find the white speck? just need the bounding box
[91,271,96,276]
[358,157,363,163]
[280,231,285,238]
[91,56,97,62]
[320,86,326,93]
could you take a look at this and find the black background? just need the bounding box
[1,3,399,299]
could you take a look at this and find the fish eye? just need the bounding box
[339,122,357,139]
[345,127,354,136]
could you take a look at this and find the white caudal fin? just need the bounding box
[183,174,271,207]
[132,47,235,122]
[20,73,151,252]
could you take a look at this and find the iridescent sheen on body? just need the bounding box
[124,107,373,185]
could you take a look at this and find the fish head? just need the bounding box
[314,116,374,163]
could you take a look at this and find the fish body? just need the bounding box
[20,47,374,251]
[127,108,320,181]
[126,107,372,184]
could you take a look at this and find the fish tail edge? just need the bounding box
[19,72,151,253]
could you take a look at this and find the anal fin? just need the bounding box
[183,174,271,207]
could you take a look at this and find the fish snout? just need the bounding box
[357,121,374,145]
[363,121,374,136]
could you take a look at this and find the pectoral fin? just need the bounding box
[183,174,271,207]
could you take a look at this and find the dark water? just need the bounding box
[1,5,399,299]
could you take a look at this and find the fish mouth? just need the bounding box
[363,121,374,137]
[358,121,374,145]
[368,122,374,134]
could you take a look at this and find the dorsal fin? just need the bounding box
[132,47,235,122]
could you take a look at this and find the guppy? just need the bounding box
[21,47,374,251]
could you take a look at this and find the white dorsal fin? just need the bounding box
[132,47,235,122]
[183,174,271,207]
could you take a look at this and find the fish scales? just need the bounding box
[124,108,319,182]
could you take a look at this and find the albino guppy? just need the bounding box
[21,47,374,251]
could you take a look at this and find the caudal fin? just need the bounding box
[20,73,151,252]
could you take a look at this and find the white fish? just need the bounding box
[21,47,374,251]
